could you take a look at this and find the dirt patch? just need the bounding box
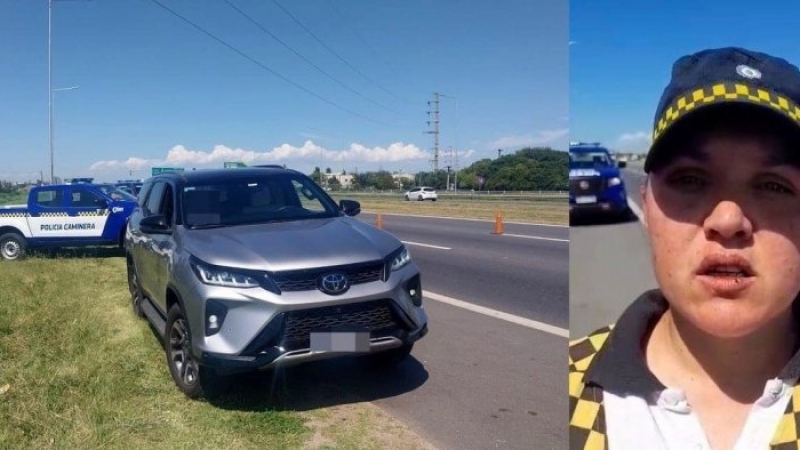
[301,402,436,450]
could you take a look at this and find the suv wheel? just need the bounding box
[166,304,210,399]
[127,258,145,318]
[417,195,423,201]
[368,343,413,368]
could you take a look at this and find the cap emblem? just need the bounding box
[736,64,762,80]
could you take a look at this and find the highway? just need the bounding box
[356,213,569,450]
[569,163,658,339]
[204,211,569,450]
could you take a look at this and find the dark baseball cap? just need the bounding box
[644,47,800,173]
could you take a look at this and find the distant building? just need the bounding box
[328,174,354,188]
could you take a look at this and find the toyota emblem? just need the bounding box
[579,180,589,190]
[319,273,350,295]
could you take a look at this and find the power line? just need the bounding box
[328,0,417,103]
[222,0,399,115]
[328,0,417,104]
[146,0,393,128]
[271,0,417,106]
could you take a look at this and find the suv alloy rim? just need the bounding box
[169,317,199,386]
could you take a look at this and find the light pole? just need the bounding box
[48,0,53,183]
[48,0,88,184]
[51,85,79,184]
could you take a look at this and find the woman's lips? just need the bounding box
[694,254,756,297]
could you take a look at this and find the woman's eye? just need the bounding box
[668,174,706,188]
[760,181,794,195]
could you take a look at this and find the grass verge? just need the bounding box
[330,193,567,225]
[0,255,431,449]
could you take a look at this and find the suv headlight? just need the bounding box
[391,246,411,271]
[608,177,622,186]
[190,257,261,288]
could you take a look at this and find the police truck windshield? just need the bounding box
[569,151,612,168]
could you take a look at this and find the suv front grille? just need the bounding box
[272,261,384,292]
[282,300,400,349]
[570,177,605,195]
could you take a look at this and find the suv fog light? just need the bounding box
[205,300,228,336]
[406,275,422,307]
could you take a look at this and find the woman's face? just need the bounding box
[642,130,800,338]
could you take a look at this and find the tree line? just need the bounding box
[311,147,567,192]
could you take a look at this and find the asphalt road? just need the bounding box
[347,212,570,450]
[569,164,658,338]
[359,212,569,327]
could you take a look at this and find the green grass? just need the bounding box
[0,255,314,449]
[330,192,567,225]
[0,191,26,205]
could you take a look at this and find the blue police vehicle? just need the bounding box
[569,142,630,219]
[0,183,137,260]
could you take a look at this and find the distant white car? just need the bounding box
[405,186,437,201]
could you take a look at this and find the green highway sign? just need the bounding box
[151,167,185,176]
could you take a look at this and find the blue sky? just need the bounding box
[570,0,800,154]
[0,0,567,183]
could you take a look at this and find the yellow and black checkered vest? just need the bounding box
[569,325,800,450]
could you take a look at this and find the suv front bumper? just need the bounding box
[175,263,428,373]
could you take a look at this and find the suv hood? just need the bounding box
[180,216,402,272]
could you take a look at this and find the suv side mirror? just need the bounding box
[617,161,627,168]
[140,214,171,234]
[339,199,361,217]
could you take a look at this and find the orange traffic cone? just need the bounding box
[375,213,383,229]
[491,209,505,234]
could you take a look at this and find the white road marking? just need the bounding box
[402,241,452,250]
[627,197,644,223]
[424,291,569,338]
[502,233,569,242]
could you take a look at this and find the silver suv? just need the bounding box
[125,167,428,398]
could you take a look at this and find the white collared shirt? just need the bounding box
[604,377,796,450]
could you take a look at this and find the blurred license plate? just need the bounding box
[310,331,370,352]
[575,195,597,204]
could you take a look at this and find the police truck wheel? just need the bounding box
[0,233,26,261]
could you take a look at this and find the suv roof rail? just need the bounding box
[253,164,287,169]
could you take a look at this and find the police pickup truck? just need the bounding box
[569,142,630,220]
[0,183,137,260]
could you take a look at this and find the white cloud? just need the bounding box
[487,128,569,150]
[88,141,434,174]
[616,131,652,152]
[569,40,577,46]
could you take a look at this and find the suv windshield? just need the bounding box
[96,184,137,201]
[569,151,612,169]
[181,173,340,228]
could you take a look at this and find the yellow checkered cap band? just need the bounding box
[652,82,800,144]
